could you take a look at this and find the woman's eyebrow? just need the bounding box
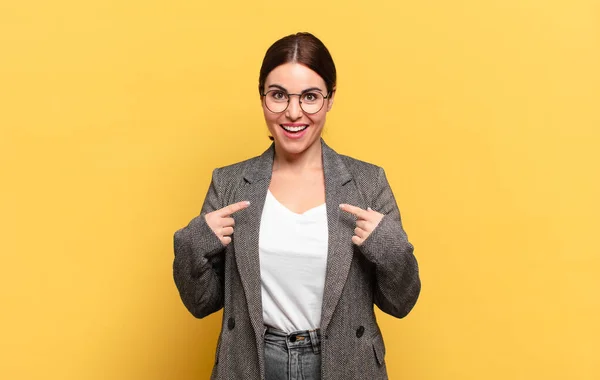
[267,84,324,93]
[268,84,288,92]
[300,87,324,94]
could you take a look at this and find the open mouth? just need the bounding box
[280,124,308,133]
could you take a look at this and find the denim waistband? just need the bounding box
[264,326,321,354]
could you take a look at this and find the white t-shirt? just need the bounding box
[259,190,328,333]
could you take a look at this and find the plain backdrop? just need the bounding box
[1,0,599,379]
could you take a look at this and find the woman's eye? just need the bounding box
[272,91,286,100]
[303,92,318,102]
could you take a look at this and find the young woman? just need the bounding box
[173,32,421,380]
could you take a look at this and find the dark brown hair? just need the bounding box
[258,32,337,97]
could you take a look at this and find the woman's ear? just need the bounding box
[326,89,336,112]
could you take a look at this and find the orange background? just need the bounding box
[1,0,599,379]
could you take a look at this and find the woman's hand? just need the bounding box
[339,204,384,246]
[204,201,250,245]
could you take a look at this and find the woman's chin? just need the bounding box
[273,137,316,156]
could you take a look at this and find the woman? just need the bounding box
[173,32,420,380]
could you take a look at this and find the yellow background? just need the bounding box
[1,0,599,379]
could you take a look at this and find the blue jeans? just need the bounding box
[264,326,322,380]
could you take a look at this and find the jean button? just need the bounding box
[289,335,297,343]
[228,317,235,330]
[356,326,365,338]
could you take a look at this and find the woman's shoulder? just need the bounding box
[211,157,257,186]
[334,152,391,205]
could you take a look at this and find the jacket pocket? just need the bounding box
[372,333,386,366]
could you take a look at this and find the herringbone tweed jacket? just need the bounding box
[173,139,420,379]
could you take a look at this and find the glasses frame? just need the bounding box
[261,89,332,115]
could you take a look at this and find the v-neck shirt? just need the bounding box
[259,190,328,332]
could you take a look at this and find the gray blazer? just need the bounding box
[173,140,420,379]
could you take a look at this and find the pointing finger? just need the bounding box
[339,204,368,219]
[218,201,250,217]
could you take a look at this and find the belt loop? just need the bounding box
[309,329,320,354]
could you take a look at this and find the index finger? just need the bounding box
[217,201,250,216]
[339,204,368,219]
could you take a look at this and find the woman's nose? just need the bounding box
[285,96,303,119]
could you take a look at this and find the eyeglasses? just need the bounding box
[262,89,332,114]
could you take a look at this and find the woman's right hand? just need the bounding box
[204,201,250,246]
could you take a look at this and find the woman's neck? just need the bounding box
[272,140,323,173]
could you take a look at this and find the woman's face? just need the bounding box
[262,63,335,156]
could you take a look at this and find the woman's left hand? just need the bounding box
[339,204,385,246]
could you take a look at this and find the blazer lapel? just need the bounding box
[233,145,274,338]
[320,140,355,332]
[232,140,356,336]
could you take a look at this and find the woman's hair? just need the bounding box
[258,32,337,97]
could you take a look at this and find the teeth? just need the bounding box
[282,125,308,132]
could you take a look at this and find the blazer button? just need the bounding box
[356,326,365,338]
[228,317,235,330]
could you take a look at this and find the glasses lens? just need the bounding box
[265,90,288,113]
[300,92,325,114]
[263,90,326,114]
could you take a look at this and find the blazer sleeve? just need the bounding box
[358,167,421,318]
[173,168,227,318]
